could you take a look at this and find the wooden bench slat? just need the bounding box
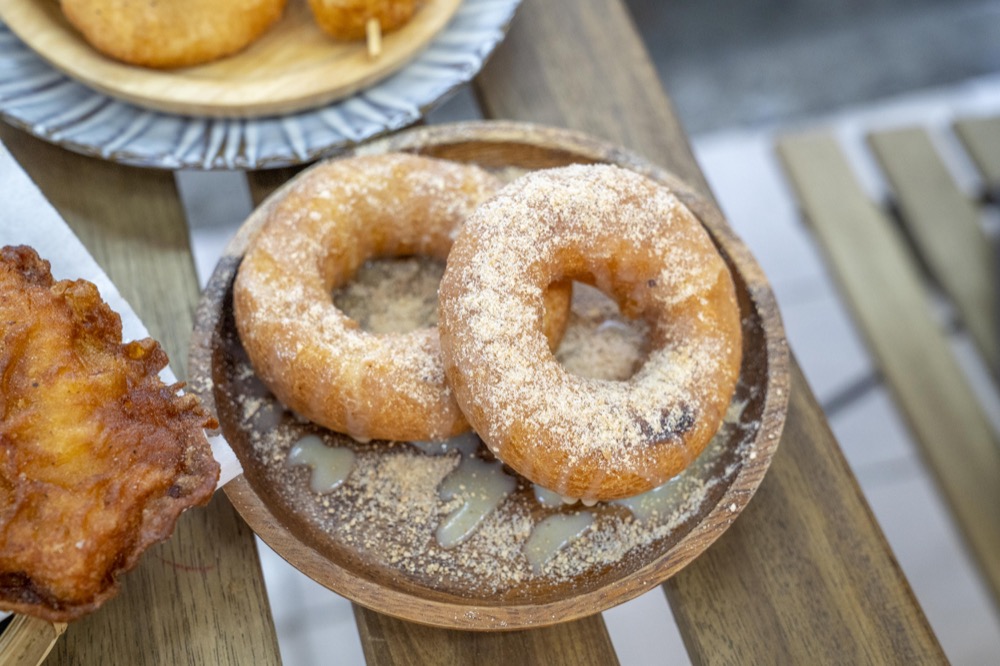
[473,0,710,195]
[476,0,945,661]
[777,131,1000,605]
[954,117,1000,189]
[0,617,65,666]
[1,125,282,666]
[868,127,997,370]
[665,363,948,664]
[355,609,619,666]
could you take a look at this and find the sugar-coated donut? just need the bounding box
[438,165,743,501]
[308,0,417,40]
[234,154,572,443]
[61,0,288,68]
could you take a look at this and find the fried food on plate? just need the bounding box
[308,0,417,40]
[60,0,289,68]
[0,246,219,621]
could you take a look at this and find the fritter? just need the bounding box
[308,0,417,41]
[60,0,288,68]
[0,246,219,621]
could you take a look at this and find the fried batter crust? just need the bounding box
[0,246,219,621]
[61,0,288,69]
[308,0,417,40]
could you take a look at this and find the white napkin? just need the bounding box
[0,142,242,489]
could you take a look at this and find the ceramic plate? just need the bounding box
[0,1,519,169]
[0,0,464,117]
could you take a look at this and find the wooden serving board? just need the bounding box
[189,122,790,631]
[0,0,462,118]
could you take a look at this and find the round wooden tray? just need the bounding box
[0,0,461,117]
[188,121,790,630]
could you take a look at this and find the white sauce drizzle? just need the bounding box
[612,479,682,522]
[286,434,356,493]
[533,484,564,508]
[410,431,480,456]
[413,433,516,549]
[436,455,516,549]
[613,396,751,521]
[524,512,594,573]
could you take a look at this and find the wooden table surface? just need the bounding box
[0,0,946,663]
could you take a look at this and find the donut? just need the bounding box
[61,0,288,69]
[308,0,417,40]
[233,154,572,443]
[438,164,743,501]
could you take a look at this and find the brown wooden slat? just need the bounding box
[0,617,65,666]
[0,124,282,665]
[668,363,946,664]
[954,116,1000,189]
[476,0,946,662]
[474,0,709,195]
[869,127,997,370]
[247,173,287,206]
[354,608,619,666]
[777,130,1000,606]
[246,166,305,205]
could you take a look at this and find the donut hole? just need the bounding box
[554,282,652,381]
[331,255,445,333]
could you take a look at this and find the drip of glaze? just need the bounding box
[436,454,516,549]
[612,478,683,522]
[533,484,564,508]
[524,512,594,574]
[415,432,515,549]
[286,434,356,494]
[612,396,754,521]
[410,431,480,457]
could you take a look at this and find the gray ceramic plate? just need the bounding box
[0,0,518,170]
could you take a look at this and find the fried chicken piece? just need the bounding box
[0,246,219,621]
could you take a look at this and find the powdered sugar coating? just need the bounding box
[439,164,743,501]
[215,234,763,599]
[233,154,506,442]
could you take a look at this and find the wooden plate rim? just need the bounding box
[189,120,790,630]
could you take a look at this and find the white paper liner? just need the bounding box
[0,142,242,490]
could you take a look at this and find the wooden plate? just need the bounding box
[0,0,462,118]
[188,121,790,630]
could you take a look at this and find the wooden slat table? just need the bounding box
[868,128,997,371]
[955,117,1000,192]
[0,0,946,662]
[777,127,1000,607]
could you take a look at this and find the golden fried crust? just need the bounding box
[308,0,417,40]
[438,166,742,501]
[60,0,289,68]
[0,246,219,621]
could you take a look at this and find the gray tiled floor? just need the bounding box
[179,3,1000,662]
